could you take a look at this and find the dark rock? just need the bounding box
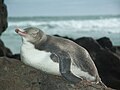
[75,37,103,55]
[0,0,13,58]
[0,0,4,4]
[75,37,120,90]
[95,50,120,89]
[0,39,13,57]
[96,37,116,52]
[0,0,8,35]
[97,37,113,49]
[0,57,113,90]
[0,39,4,56]
[9,54,21,60]
[114,46,120,57]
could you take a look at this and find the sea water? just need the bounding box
[1,15,120,54]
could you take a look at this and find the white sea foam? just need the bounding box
[1,16,120,54]
[8,18,120,34]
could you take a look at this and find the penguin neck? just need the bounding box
[22,38,35,49]
[35,34,48,49]
[38,34,47,45]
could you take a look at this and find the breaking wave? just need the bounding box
[2,15,120,53]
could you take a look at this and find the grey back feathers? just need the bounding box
[35,35,99,77]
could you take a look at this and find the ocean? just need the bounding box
[1,15,120,54]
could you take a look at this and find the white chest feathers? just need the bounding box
[21,41,95,81]
[21,41,60,75]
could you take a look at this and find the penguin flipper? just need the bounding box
[58,51,82,84]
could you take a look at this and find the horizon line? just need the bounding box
[8,14,120,18]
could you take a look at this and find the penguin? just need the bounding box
[15,27,105,86]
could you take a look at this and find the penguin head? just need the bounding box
[15,27,46,44]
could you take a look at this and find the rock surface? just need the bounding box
[0,57,113,90]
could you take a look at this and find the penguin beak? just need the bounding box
[15,28,27,37]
